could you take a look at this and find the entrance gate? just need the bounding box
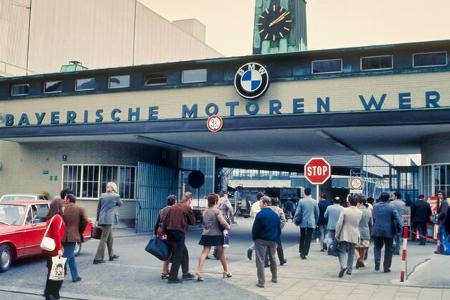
[135,162,179,233]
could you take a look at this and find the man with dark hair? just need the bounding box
[390,191,406,255]
[411,194,431,245]
[247,192,265,260]
[62,192,89,282]
[317,193,332,252]
[324,196,344,256]
[60,187,73,200]
[164,192,196,283]
[372,192,402,273]
[294,188,319,259]
[252,196,281,288]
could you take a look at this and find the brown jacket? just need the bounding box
[62,203,89,243]
[164,203,196,233]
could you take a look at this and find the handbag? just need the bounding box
[48,256,67,281]
[40,216,59,251]
[145,236,169,261]
[92,225,103,240]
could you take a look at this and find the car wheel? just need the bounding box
[0,245,12,272]
[74,242,82,257]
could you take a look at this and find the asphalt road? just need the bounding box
[0,217,446,300]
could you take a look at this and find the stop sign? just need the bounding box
[304,157,331,184]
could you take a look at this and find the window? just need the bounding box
[361,55,393,71]
[181,69,207,83]
[144,73,167,86]
[11,84,30,96]
[108,75,130,89]
[311,59,342,74]
[413,52,447,68]
[44,81,63,93]
[62,164,136,199]
[76,78,95,91]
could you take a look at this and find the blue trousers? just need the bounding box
[337,241,355,273]
[63,242,79,281]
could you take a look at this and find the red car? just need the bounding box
[0,200,93,272]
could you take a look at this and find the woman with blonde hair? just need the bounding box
[93,182,123,264]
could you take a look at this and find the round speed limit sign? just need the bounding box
[206,115,223,133]
[350,177,363,190]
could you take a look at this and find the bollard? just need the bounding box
[400,226,408,282]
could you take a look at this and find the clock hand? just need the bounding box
[269,12,288,27]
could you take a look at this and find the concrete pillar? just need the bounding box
[421,133,450,165]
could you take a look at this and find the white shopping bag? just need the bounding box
[49,256,67,281]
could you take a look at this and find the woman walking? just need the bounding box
[94,182,123,264]
[335,195,362,277]
[195,193,231,281]
[154,194,177,279]
[43,199,66,300]
[355,195,372,269]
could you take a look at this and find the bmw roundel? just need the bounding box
[234,62,269,99]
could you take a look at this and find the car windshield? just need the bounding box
[0,195,36,201]
[0,204,26,225]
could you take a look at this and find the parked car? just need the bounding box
[0,200,93,272]
[0,194,49,201]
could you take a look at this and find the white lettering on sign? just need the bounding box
[306,166,328,176]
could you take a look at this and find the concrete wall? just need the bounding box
[421,134,450,165]
[0,140,180,223]
[0,0,221,76]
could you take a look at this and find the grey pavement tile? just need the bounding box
[369,293,396,300]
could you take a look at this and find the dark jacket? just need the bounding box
[372,201,402,238]
[411,200,432,223]
[438,199,449,224]
[164,203,196,233]
[154,206,172,235]
[252,207,281,242]
[97,192,123,225]
[445,209,450,235]
[318,199,332,226]
[62,203,89,243]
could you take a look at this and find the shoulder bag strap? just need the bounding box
[43,215,56,237]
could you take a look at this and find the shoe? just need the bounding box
[222,272,232,279]
[360,262,365,268]
[338,267,347,278]
[355,261,364,269]
[168,278,181,284]
[206,255,211,260]
[320,249,325,252]
[271,278,278,283]
[109,254,119,261]
[196,272,204,282]
[161,273,170,280]
[346,270,352,275]
[300,255,307,260]
[247,248,253,260]
[280,259,287,266]
[375,262,380,271]
[384,268,391,273]
[72,276,82,283]
[256,283,265,288]
[182,273,195,280]
[264,264,269,268]
[93,259,105,264]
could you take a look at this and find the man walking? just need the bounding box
[61,189,88,282]
[324,197,344,256]
[164,192,196,283]
[372,192,402,273]
[247,192,265,260]
[265,198,287,266]
[411,194,432,245]
[252,196,281,288]
[390,192,406,255]
[317,194,332,252]
[294,188,319,259]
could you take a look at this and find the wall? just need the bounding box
[0,140,180,223]
[421,134,450,165]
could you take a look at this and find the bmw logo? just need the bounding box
[234,62,269,99]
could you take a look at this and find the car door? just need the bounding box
[23,204,49,255]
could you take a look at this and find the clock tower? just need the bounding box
[253,0,307,54]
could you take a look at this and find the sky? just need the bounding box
[140,0,450,57]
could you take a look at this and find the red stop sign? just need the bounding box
[304,157,331,184]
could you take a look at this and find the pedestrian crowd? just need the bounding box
[39,185,450,298]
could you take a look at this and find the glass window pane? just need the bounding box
[361,55,393,71]
[413,52,447,67]
[108,75,130,89]
[44,81,63,93]
[181,69,207,83]
[312,59,342,74]
[144,73,167,86]
[76,78,95,91]
[11,84,30,96]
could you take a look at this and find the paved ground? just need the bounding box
[0,217,449,300]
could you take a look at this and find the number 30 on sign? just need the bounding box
[207,115,223,133]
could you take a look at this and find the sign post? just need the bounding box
[349,176,364,194]
[304,157,331,199]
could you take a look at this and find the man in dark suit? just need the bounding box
[411,194,432,245]
[61,188,88,282]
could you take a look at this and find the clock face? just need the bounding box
[258,4,292,42]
